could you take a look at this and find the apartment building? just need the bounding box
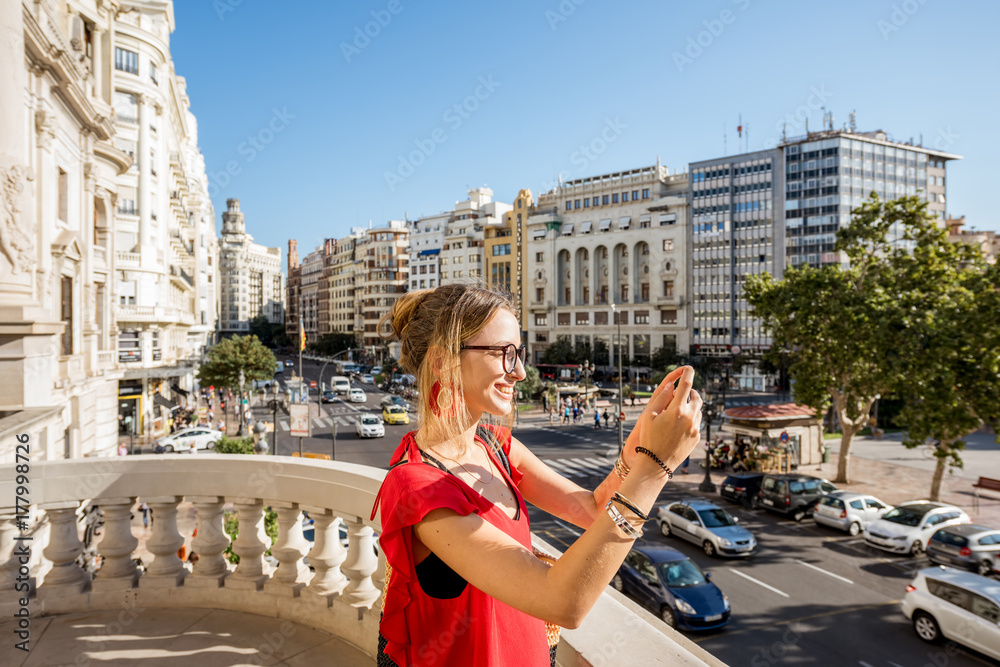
[357,221,409,358]
[524,163,689,375]
[218,199,283,336]
[485,189,534,321]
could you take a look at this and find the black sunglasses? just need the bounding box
[460,344,527,374]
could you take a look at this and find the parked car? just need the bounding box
[928,524,1000,576]
[611,546,730,631]
[719,472,766,509]
[864,501,970,556]
[153,427,223,453]
[355,414,385,438]
[812,491,891,536]
[758,474,837,521]
[371,366,382,375]
[382,405,409,425]
[349,388,367,403]
[361,374,375,385]
[321,390,337,404]
[656,499,757,557]
[902,566,1000,659]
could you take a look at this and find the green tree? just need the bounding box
[197,335,277,391]
[745,196,901,484]
[213,435,256,455]
[249,314,276,348]
[212,437,278,564]
[650,345,682,373]
[886,207,999,500]
[310,333,356,357]
[520,364,542,398]
[541,335,576,365]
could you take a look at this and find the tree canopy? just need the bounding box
[197,335,277,390]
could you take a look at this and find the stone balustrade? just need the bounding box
[0,455,725,665]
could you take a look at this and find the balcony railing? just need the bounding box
[115,250,141,267]
[0,457,725,665]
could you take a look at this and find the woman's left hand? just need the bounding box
[621,367,684,469]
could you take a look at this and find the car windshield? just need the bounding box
[657,559,707,588]
[387,406,402,413]
[698,509,736,528]
[361,416,379,425]
[821,497,845,509]
[882,507,926,527]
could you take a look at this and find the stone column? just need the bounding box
[0,508,31,593]
[137,93,151,248]
[91,26,104,103]
[139,496,186,587]
[37,502,89,593]
[91,497,139,590]
[263,502,310,596]
[340,517,380,608]
[226,498,268,591]
[186,496,229,588]
[300,507,347,598]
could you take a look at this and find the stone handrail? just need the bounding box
[0,456,724,665]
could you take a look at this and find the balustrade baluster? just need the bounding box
[91,497,139,590]
[0,508,32,594]
[186,496,230,588]
[37,501,88,594]
[226,498,268,591]
[140,496,186,587]
[340,517,379,608]
[264,502,310,596]
[300,507,347,598]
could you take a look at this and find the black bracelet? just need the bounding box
[634,447,674,480]
[611,492,650,522]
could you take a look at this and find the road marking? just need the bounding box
[312,418,325,428]
[553,458,593,473]
[553,520,582,537]
[279,420,288,431]
[797,560,854,584]
[725,568,790,598]
[859,662,876,667]
[690,600,901,642]
[335,416,352,426]
[888,662,906,667]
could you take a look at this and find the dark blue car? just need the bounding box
[611,546,730,631]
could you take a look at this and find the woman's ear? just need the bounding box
[426,345,448,378]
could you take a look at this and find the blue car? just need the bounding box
[611,546,730,631]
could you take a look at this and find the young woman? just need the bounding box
[371,284,702,666]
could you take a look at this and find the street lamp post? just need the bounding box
[271,383,280,456]
[237,369,247,436]
[580,360,593,410]
[699,399,720,493]
[611,304,624,456]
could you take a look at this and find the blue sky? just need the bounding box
[170,0,999,262]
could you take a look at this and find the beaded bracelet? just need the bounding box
[634,447,674,479]
[605,500,643,539]
[611,491,650,522]
[612,453,630,482]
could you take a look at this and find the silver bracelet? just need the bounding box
[606,500,642,539]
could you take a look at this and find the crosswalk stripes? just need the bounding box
[278,415,358,432]
[542,456,613,479]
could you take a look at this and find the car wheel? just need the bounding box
[660,522,672,538]
[660,606,676,628]
[164,444,174,452]
[792,509,806,522]
[913,611,942,644]
[848,522,861,536]
[703,541,716,557]
[978,560,993,576]
[748,495,760,510]
[611,574,624,592]
[910,540,925,556]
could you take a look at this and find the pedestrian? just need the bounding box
[208,409,214,422]
[594,411,601,429]
[603,409,610,428]
[188,442,197,455]
[572,405,579,424]
[548,407,555,426]
[370,283,702,666]
[117,442,128,457]
[138,502,149,528]
[680,456,690,474]
[154,442,166,455]
[217,418,225,432]
[631,394,636,407]
[563,404,570,425]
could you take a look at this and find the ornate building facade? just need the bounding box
[218,198,283,336]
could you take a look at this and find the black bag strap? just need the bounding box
[477,425,511,477]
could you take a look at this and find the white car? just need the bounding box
[355,414,385,438]
[360,374,375,385]
[864,501,970,556]
[154,427,223,453]
[813,491,891,536]
[902,566,1000,659]
[349,388,367,403]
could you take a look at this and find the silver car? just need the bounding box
[928,524,1000,576]
[813,491,891,536]
[656,499,757,558]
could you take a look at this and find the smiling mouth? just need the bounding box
[495,385,514,398]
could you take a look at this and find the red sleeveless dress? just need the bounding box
[370,426,550,666]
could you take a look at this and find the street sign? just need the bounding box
[289,404,312,438]
[619,412,626,422]
[780,431,789,443]
[309,381,317,389]
[730,345,742,356]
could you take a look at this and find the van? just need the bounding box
[758,473,837,522]
[331,376,351,395]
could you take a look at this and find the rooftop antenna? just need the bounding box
[849,110,857,133]
[781,121,787,142]
[805,117,809,135]
[723,124,727,155]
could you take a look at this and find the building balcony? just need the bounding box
[169,264,195,290]
[116,305,195,326]
[654,294,685,308]
[0,457,723,665]
[115,250,141,269]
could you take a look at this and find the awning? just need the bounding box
[418,248,441,256]
[171,383,189,397]
[659,213,677,224]
[599,219,612,231]
[618,216,631,229]
[580,221,593,234]
[532,230,547,240]
[639,214,651,224]
[561,223,574,236]
[122,364,196,380]
[153,393,179,412]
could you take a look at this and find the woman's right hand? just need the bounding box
[636,366,703,472]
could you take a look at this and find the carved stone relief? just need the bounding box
[0,165,36,277]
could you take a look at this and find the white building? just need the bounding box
[218,199,283,336]
[0,0,216,461]
[525,163,689,377]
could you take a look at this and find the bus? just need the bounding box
[534,364,581,382]
[275,361,284,375]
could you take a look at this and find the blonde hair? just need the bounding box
[379,282,518,454]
